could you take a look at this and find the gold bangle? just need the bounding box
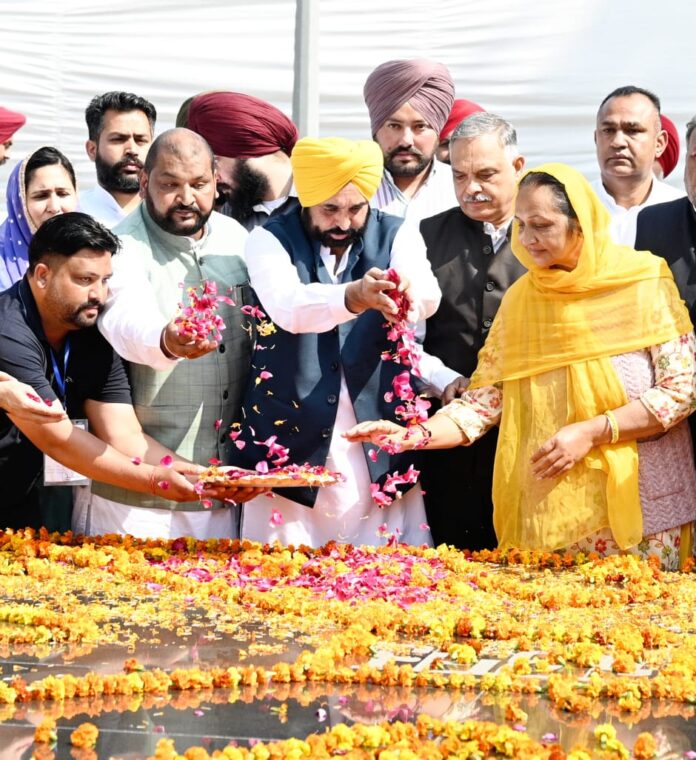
[604,410,619,444]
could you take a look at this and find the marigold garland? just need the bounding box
[0,529,693,757]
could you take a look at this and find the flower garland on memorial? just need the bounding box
[0,531,693,716]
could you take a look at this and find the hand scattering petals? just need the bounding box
[175,280,230,342]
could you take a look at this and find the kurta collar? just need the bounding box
[140,204,211,253]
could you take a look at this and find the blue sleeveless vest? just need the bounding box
[229,207,419,507]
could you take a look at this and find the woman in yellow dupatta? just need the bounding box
[346,163,696,568]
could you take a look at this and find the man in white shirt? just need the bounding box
[234,137,441,548]
[179,91,299,231]
[363,58,457,224]
[591,85,684,245]
[79,92,156,228]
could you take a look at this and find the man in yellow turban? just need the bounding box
[231,136,441,548]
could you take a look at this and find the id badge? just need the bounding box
[43,418,91,486]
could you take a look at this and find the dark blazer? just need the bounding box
[417,207,525,550]
[635,197,696,321]
[635,196,696,459]
[421,207,526,378]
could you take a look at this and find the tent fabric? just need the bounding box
[1,0,693,208]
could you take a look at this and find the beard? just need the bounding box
[66,298,105,328]
[301,209,368,252]
[384,145,432,177]
[95,152,143,193]
[219,160,271,223]
[145,192,210,237]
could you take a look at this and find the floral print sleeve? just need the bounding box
[641,332,696,427]
[435,384,503,444]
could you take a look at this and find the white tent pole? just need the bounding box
[292,0,319,137]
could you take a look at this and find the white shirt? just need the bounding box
[79,185,131,228]
[239,221,441,548]
[417,218,513,397]
[371,159,457,224]
[591,176,684,246]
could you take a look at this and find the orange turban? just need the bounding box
[291,137,384,207]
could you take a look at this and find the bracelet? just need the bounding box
[417,423,433,445]
[160,328,178,360]
[604,410,619,444]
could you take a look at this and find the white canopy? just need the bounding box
[1,0,694,205]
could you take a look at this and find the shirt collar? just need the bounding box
[382,159,439,201]
[482,218,513,252]
[141,204,211,252]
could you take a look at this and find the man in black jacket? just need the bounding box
[635,115,696,457]
[635,114,696,321]
[417,112,526,549]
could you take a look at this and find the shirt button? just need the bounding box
[327,394,337,405]
[321,427,332,439]
[222,390,229,400]
[330,361,339,371]
[485,281,495,292]
[199,256,205,265]
[219,344,226,353]
[332,326,339,334]
[483,318,492,329]
[483,245,493,255]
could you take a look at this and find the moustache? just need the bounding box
[114,155,144,173]
[463,193,493,203]
[169,204,202,215]
[77,299,105,314]
[387,145,424,160]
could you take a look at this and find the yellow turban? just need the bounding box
[291,137,384,207]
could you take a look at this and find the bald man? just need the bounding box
[233,136,441,547]
[78,128,255,539]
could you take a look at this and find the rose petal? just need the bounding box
[131,456,142,466]
[159,455,173,467]
[157,480,170,491]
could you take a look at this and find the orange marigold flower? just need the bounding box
[70,722,99,748]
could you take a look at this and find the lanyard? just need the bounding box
[50,338,71,402]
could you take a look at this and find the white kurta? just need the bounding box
[239,221,441,548]
[591,176,684,246]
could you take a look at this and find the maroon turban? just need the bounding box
[363,59,455,135]
[658,114,680,178]
[439,98,485,140]
[0,107,26,143]
[186,92,298,159]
